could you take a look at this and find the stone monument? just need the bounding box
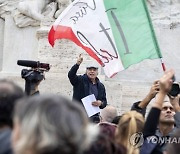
[0,0,180,114]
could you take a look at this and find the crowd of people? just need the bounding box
[0,55,180,154]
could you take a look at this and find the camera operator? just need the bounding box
[28,74,44,96]
[17,60,50,96]
[21,68,45,95]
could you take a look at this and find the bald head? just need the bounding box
[100,105,118,123]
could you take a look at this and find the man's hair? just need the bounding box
[0,79,24,128]
[112,115,122,125]
[85,122,126,154]
[98,122,117,140]
[100,105,118,123]
[13,94,98,154]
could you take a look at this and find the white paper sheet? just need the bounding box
[81,94,100,117]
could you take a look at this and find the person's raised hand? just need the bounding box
[159,69,175,94]
[153,69,174,109]
[77,54,83,65]
[148,80,160,99]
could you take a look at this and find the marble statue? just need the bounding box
[17,0,51,21]
[0,0,72,27]
[55,0,72,18]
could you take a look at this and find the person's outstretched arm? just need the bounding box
[68,54,83,85]
[143,69,174,137]
[131,80,160,116]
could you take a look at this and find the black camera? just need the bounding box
[17,60,50,82]
[169,83,180,97]
[17,60,50,95]
[17,60,50,71]
[21,69,44,83]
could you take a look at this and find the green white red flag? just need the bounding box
[48,0,162,78]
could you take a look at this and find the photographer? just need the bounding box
[17,60,50,96]
[140,71,180,154]
[28,79,43,95]
[21,69,44,95]
[130,73,180,154]
[131,81,180,116]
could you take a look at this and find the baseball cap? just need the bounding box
[86,62,99,69]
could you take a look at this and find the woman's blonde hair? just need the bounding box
[115,111,144,154]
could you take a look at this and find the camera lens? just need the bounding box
[169,83,180,97]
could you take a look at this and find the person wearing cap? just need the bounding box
[68,54,107,121]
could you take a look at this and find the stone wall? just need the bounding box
[0,0,180,115]
[0,18,4,71]
[2,15,39,74]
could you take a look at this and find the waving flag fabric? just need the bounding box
[48,0,162,78]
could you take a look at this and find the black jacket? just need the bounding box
[131,101,146,117]
[68,64,107,109]
[0,128,13,154]
[140,108,180,154]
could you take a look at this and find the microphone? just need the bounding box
[17,60,50,71]
[39,63,50,70]
[17,60,39,68]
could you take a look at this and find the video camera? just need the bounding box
[17,60,50,95]
[17,60,50,82]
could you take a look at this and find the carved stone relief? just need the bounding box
[54,0,72,18]
[0,0,72,27]
[1,0,180,29]
[1,0,180,113]
[148,0,180,29]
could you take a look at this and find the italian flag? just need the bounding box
[48,0,162,78]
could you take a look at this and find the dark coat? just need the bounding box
[0,128,13,154]
[140,108,180,154]
[68,64,107,109]
[131,101,146,117]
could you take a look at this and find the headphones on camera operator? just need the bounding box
[17,60,50,96]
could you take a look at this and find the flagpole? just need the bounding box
[142,0,166,72]
[160,58,166,72]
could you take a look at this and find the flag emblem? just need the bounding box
[48,0,162,77]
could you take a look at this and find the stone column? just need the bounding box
[2,15,39,74]
[0,18,4,71]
